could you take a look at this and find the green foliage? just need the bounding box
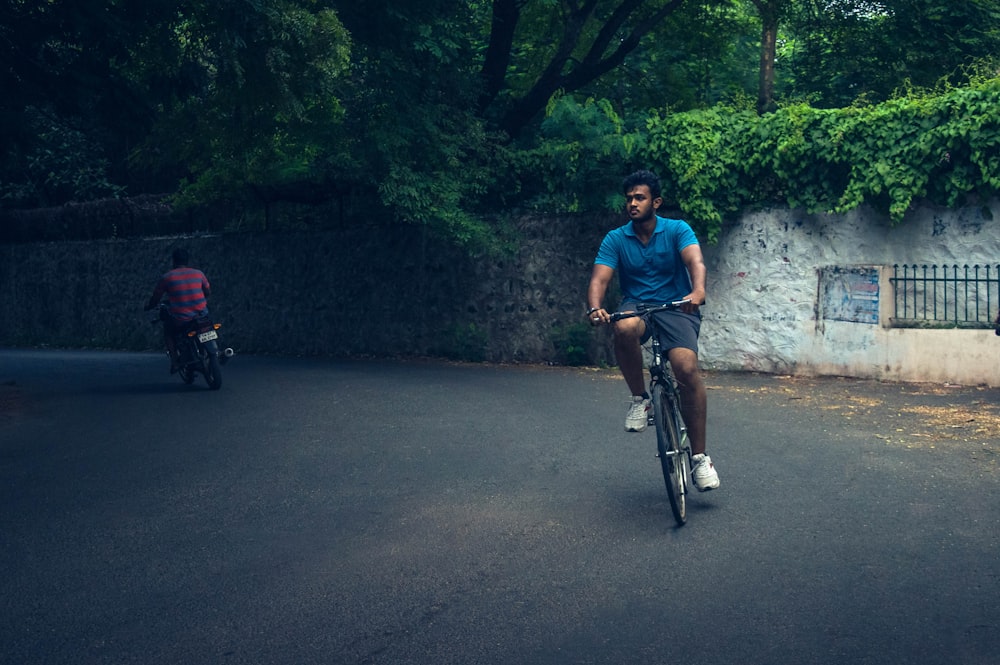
[145,1,353,213]
[637,77,1000,241]
[378,157,501,253]
[358,97,512,252]
[434,322,488,363]
[5,0,1000,250]
[777,0,1000,108]
[332,0,515,251]
[631,2,760,110]
[517,96,642,214]
[643,105,756,242]
[0,108,124,207]
[550,322,592,366]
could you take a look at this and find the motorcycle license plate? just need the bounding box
[198,330,218,343]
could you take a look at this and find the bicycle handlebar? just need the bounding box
[608,299,692,322]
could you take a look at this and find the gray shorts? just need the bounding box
[620,303,701,354]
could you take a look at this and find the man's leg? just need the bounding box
[614,317,651,431]
[613,317,647,396]
[668,346,719,490]
[163,320,179,371]
[666,347,706,455]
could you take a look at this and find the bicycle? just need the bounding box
[610,301,693,526]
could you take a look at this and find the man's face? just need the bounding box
[624,185,661,223]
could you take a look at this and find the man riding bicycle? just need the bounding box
[586,170,720,492]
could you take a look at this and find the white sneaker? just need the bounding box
[691,454,720,491]
[624,396,651,432]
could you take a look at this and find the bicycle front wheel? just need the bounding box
[652,382,686,525]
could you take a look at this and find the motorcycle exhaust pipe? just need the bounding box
[220,347,235,365]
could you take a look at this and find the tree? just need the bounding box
[5,0,1000,248]
[141,0,353,219]
[476,0,688,138]
[748,0,787,114]
[778,0,1000,108]
[0,0,352,213]
[0,0,163,205]
[885,0,1000,90]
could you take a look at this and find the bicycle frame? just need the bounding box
[647,335,692,482]
[610,301,694,524]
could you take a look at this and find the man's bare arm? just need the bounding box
[587,264,615,324]
[680,244,707,311]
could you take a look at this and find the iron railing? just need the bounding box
[890,264,1000,328]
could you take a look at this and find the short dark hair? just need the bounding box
[622,169,662,200]
[172,248,189,267]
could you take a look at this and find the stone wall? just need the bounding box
[2,201,999,385]
[0,215,618,364]
[701,201,1000,386]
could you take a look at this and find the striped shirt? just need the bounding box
[152,267,210,321]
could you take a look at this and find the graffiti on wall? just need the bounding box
[819,266,880,324]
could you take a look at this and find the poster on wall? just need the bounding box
[819,266,880,324]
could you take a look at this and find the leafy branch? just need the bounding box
[636,77,1000,241]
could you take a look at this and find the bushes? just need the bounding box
[636,77,1000,241]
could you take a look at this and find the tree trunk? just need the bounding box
[754,1,780,115]
[491,0,684,139]
[477,0,525,115]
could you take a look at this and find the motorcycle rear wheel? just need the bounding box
[204,353,222,390]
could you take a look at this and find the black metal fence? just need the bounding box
[889,264,1000,328]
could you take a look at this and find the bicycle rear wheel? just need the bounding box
[652,382,687,525]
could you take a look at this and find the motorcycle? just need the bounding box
[149,303,234,390]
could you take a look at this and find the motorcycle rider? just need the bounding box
[145,248,211,372]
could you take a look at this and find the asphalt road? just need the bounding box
[1,349,998,665]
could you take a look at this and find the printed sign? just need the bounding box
[820,266,880,324]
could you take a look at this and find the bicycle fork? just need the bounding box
[651,337,692,490]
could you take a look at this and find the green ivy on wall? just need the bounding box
[639,77,1000,243]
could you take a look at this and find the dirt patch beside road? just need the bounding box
[704,372,999,465]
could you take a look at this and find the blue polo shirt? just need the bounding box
[595,216,699,303]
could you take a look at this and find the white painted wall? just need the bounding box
[700,200,1000,386]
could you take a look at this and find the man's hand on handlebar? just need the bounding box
[680,289,705,314]
[589,297,703,326]
[587,306,608,326]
